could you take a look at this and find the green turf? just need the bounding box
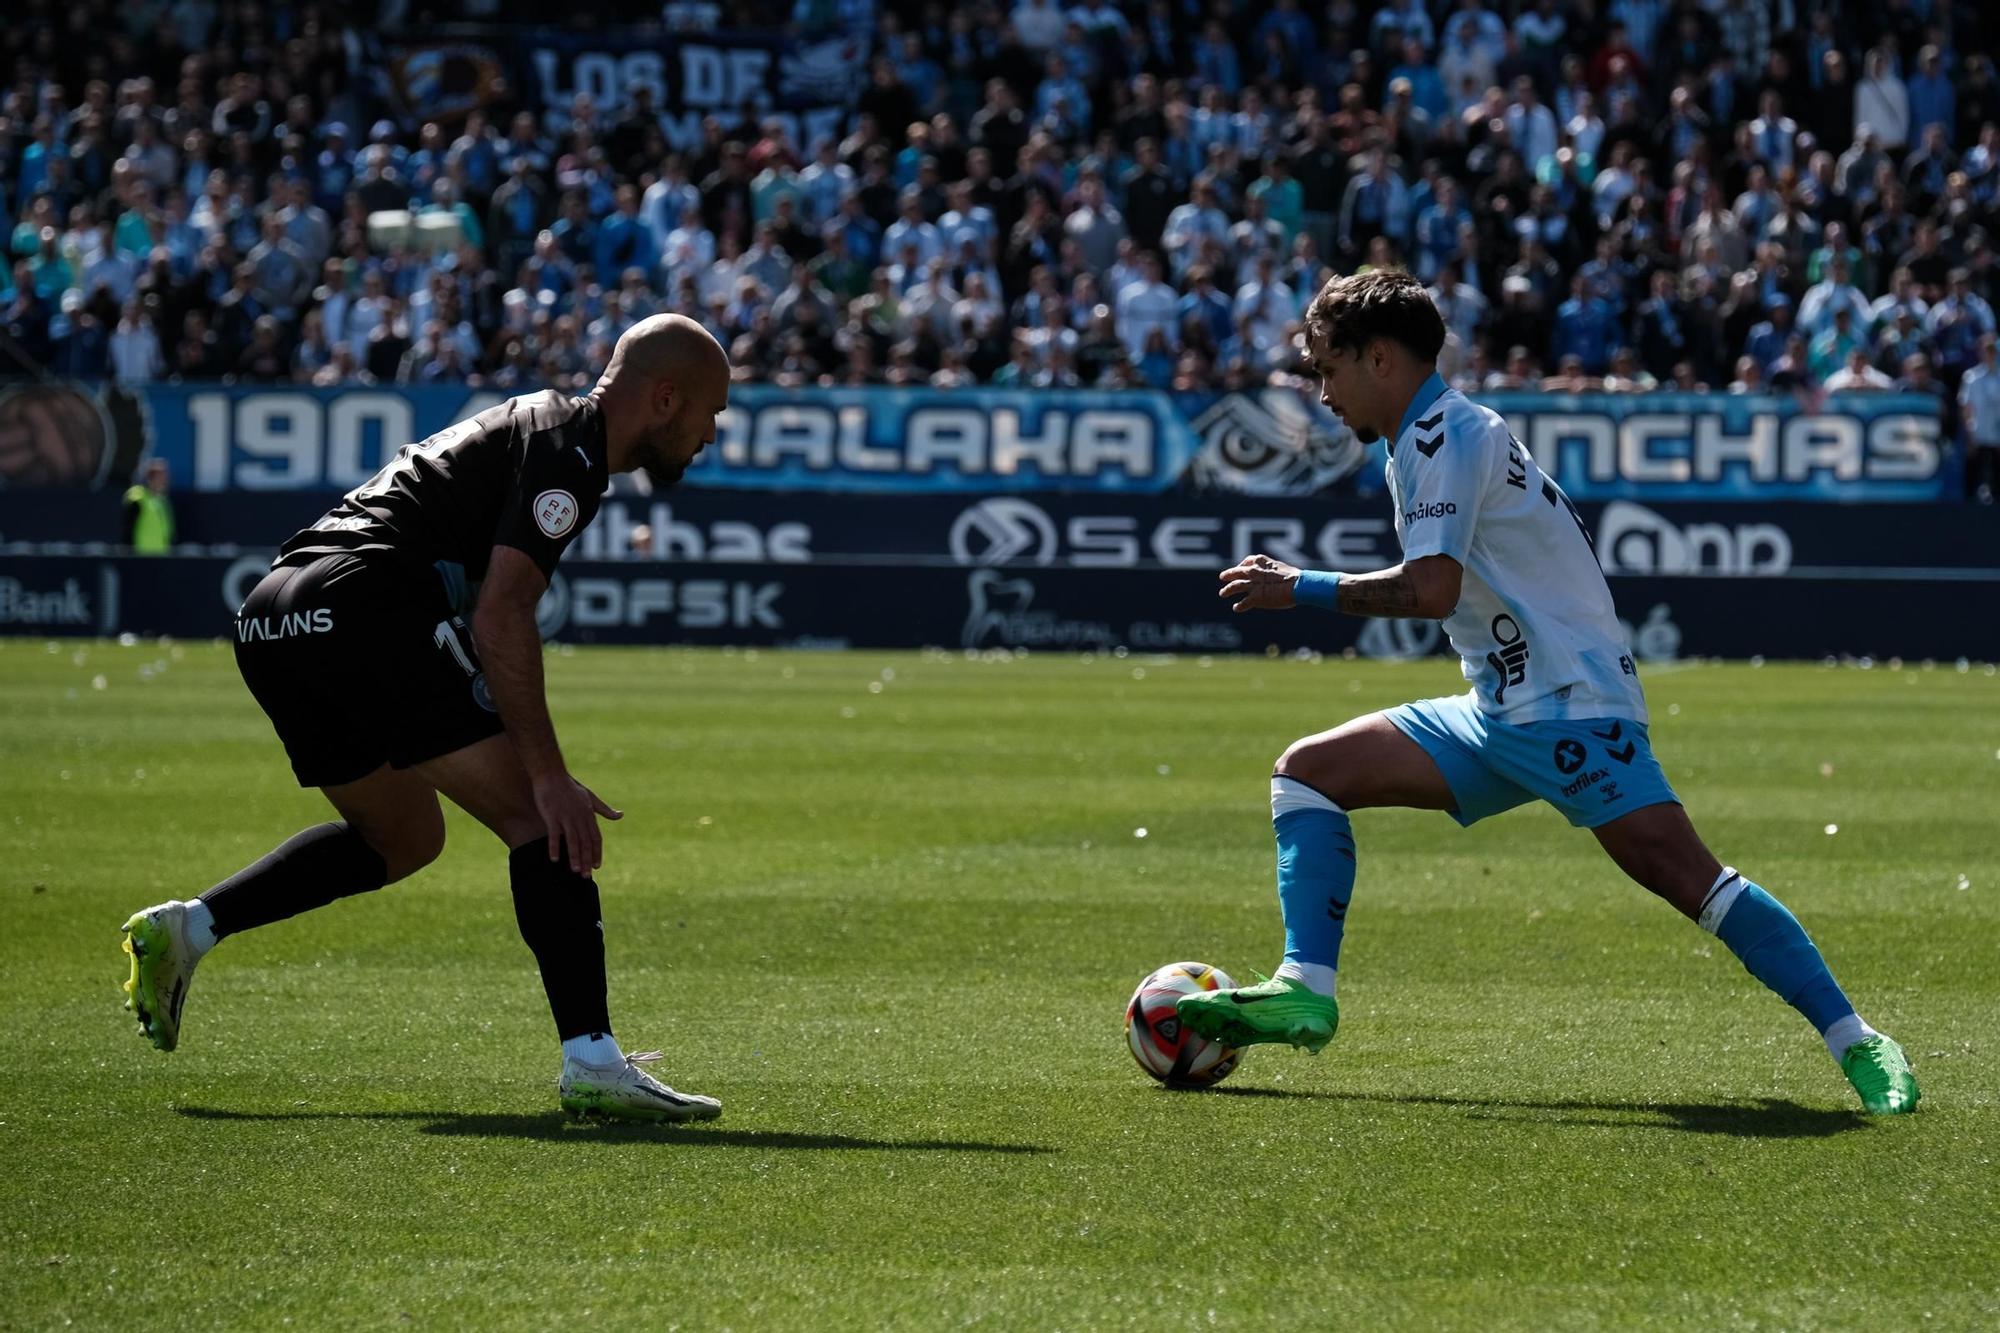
[2,639,1997,1330]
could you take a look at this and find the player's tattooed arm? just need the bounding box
[1334,567,1425,616]
[1340,555,1463,620]
[1221,553,1461,619]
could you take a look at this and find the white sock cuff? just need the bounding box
[1274,959,1338,997]
[1821,1013,1877,1063]
[180,899,218,958]
[1271,776,1346,820]
[561,1032,623,1067]
[1696,866,1746,935]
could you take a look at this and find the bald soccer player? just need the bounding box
[120,315,732,1122]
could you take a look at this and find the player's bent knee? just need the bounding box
[1273,737,1348,806]
[356,807,447,884]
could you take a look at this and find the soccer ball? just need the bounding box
[1125,961,1242,1088]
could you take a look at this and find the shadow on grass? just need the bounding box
[174,1107,1053,1153]
[1200,1087,1867,1138]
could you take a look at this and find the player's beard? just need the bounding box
[641,426,693,487]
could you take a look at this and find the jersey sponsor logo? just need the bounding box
[1553,739,1588,774]
[1401,500,1457,526]
[236,608,334,642]
[1485,613,1529,704]
[533,489,580,539]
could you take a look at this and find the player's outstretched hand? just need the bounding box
[1220,554,1301,613]
[534,772,624,875]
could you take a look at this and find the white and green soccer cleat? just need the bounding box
[121,902,202,1052]
[1175,973,1340,1054]
[558,1050,721,1123]
[1841,1034,1920,1116]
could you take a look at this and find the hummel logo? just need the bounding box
[1590,722,1623,741]
[1416,411,1444,432]
[1415,430,1445,458]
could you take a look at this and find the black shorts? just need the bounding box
[233,553,506,788]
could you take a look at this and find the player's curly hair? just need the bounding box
[1301,271,1446,364]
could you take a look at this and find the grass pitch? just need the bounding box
[2,640,1996,1330]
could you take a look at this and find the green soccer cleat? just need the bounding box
[1841,1034,1920,1116]
[1175,974,1340,1054]
[121,902,201,1053]
[558,1050,722,1124]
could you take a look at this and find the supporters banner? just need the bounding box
[67,384,1955,501]
[513,28,867,153]
[1479,391,1950,502]
[3,550,1994,660]
[125,383,1365,496]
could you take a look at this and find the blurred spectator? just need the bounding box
[1961,334,2000,502]
[0,0,1989,416]
[109,297,163,385]
[1824,345,1894,392]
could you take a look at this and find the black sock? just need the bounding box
[508,841,610,1041]
[199,823,390,939]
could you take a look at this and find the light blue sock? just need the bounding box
[1700,868,1857,1037]
[1271,777,1355,996]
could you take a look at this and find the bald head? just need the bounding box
[593,313,731,484]
[602,313,728,391]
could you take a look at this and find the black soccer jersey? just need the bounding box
[277,391,608,581]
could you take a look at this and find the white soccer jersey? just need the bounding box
[1382,373,1647,724]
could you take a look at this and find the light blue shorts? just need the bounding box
[1383,693,1679,829]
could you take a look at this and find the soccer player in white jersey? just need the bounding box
[1176,271,1918,1114]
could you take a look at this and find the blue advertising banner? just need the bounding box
[126,383,1362,496]
[1480,391,1949,502]
[118,384,1954,501]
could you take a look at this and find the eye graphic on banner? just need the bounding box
[1187,388,1366,495]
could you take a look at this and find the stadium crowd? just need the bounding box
[2,0,1998,488]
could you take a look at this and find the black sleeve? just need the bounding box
[492,427,602,579]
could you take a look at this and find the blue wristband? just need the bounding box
[1294,569,1344,610]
